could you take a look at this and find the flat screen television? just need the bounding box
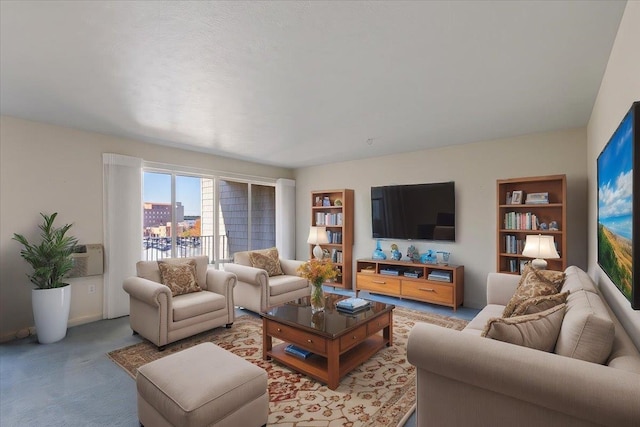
[371,182,455,241]
[597,100,639,310]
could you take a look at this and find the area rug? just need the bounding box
[108,307,467,427]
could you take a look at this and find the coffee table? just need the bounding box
[261,293,394,390]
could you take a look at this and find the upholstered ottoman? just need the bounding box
[136,342,268,427]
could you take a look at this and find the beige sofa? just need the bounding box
[223,249,310,313]
[123,256,236,349]
[407,266,640,427]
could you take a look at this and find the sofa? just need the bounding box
[223,247,310,313]
[407,266,640,427]
[123,256,236,349]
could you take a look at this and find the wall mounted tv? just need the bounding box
[597,100,639,310]
[371,181,455,241]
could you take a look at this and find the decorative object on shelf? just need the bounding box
[521,234,559,270]
[322,196,331,206]
[12,212,78,344]
[506,191,512,205]
[549,221,559,231]
[372,240,387,260]
[511,190,524,204]
[390,244,402,260]
[307,226,329,260]
[297,258,338,313]
[420,250,437,264]
[539,222,548,230]
[407,245,420,263]
[334,198,342,206]
[437,251,451,265]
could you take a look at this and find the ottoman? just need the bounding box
[136,342,268,427]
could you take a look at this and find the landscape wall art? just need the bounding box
[597,101,639,309]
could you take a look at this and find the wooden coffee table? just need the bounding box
[261,293,394,390]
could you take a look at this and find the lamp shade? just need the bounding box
[307,226,329,244]
[307,226,329,259]
[522,234,559,269]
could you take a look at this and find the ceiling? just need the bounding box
[0,1,626,168]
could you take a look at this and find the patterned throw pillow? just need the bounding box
[503,265,565,317]
[157,259,201,297]
[511,291,570,316]
[482,304,566,352]
[248,247,284,276]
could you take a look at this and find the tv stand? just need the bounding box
[356,259,464,310]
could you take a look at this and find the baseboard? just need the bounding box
[0,314,104,343]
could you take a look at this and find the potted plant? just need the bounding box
[13,212,78,344]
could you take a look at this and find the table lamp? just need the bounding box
[522,234,559,270]
[307,226,329,259]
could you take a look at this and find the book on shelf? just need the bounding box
[360,267,376,274]
[337,304,370,315]
[427,270,452,282]
[380,268,400,276]
[284,344,313,359]
[403,270,423,278]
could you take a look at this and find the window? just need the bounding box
[143,169,275,266]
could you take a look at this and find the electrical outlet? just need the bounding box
[88,284,96,294]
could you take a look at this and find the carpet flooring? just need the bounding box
[108,307,468,427]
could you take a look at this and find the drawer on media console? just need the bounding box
[402,281,453,304]
[357,274,401,295]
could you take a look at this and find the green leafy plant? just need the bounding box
[13,212,78,289]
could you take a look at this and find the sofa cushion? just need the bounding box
[482,304,566,352]
[172,291,227,322]
[137,256,209,289]
[268,274,309,297]
[158,259,201,297]
[502,265,565,317]
[511,291,569,316]
[561,266,599,294]
[555,289,615,364]
[248,248,284,277]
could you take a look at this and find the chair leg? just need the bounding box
[132,330,139,336]
[158,345,166,351]
[225,323,233,328]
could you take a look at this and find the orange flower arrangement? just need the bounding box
[298,259,339,310]
[297,258,339,286]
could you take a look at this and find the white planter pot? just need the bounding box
[32,286,71,344]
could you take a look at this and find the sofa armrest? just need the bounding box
[280,258,304,276]
[407,323,640,427]
[486,272,520,305]
[223,263,269,286]
[206,268,236,298]
[122,276,171,308]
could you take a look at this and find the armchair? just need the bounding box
[224,248,310,313]
[123,256,236,350]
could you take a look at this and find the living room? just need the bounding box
[1,1,639,426]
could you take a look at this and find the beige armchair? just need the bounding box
[223,248,310,313]
[123,256,236,350]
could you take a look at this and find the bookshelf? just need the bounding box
[497,174,567,273]
[311,189,354,289]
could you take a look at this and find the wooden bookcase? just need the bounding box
[497,174,567,273]
[355,259,464,310]
[311,189,354,289]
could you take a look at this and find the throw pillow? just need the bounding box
[157,259,201,297]
[511,291,570,316]
[502,265,566,317]
[482,304,566,352]
[248,247,284,276]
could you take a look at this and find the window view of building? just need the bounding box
[143,171,275,267]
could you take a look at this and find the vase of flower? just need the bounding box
[297,258,339,313]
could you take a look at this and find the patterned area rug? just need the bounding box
[108,307,467,427]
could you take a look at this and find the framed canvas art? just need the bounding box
[597,101,639,309]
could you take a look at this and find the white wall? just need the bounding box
[294,128,588,309]
[587,1,640,349]
[0,116,293,341]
